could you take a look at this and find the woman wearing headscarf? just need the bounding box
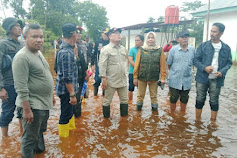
[133,32,166,111]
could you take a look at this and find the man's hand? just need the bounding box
[53,96,56,106]
[160,80,166,84]
[205,66,214,74]
[215,72,222,78]
[85,72,90,82]
[101,78,107,90]
[91,65,95,74]
[70,96,77,105]
[23,108,34,124]
[0,88,8,101]
[133,78,138,86]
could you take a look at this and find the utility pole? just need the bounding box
[206,0,211,41]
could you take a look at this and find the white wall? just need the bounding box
[121,30,178,49]
[203,10,237,61]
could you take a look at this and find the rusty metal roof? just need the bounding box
[120,20,194,30]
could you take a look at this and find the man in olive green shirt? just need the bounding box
[0,17,24,138]
[12,24,55,158]
[99,28,128,118]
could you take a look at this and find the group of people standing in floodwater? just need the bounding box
[0,16,232,158]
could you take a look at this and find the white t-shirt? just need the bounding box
[209,42,222,79]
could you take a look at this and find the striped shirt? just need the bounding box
[167,44,195,90]
[56,41,78,96]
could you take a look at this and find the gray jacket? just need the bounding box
[0,36,24,89]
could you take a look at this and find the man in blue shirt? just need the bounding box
[167,31,195,114]
[56,23,78,137]
[128,35,144,103]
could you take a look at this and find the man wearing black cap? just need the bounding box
[99,28,128,118]
[55,23,78,137]
[0,17,24,138]
[92,28,110,96]
[167,30,195,114]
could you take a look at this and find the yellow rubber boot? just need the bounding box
[68,115,76,130]
[58,123,69,137]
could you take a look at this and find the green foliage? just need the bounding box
[30,0,80,36]
[181,1,205,12]
[147,17,155,23]
[76,1,109,41]
[3,0,27,19]
[180,0,206,46]
[0,25,6,38]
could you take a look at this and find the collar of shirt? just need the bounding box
[177,44,189,52]
[6,35,20,44]
[61,40,75,49]
[109,42,121,48]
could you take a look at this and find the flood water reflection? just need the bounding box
[0,52,237,157]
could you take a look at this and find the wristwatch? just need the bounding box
[70,93,76,97]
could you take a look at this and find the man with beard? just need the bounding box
[194,23,232,121]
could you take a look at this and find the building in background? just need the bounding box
[192,0,237,63]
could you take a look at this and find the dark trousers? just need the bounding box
[59,93,73,124]
[73,80,84,116]
[169,87,190,104]
[0,85,17,127]
[93,65,101,87]
[21,109,49,158]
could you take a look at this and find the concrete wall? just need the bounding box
[203,10,237,62]
[121,30,195,50]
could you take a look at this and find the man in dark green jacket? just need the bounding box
[0,17,24,138]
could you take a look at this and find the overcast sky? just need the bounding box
[1,0,207,27]
[91,0,207,27]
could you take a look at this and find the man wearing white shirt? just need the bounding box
[194,23,232,121]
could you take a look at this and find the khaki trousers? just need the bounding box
[137,80,158,104]
[103,85,128,106]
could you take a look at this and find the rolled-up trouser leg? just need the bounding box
[208,79,221,111]
[195,82,208,110]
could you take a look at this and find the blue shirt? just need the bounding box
[128,47,139,74]
[167,44,195,90]
[56,41,78,96]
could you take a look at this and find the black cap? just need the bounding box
[2,17,22,34]
[176,30,190,38]
[62,23,78,34]
[108,27,122,35]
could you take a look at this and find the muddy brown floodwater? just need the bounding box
[0,52,237,158]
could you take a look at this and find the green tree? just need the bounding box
[181,0,205,46]
[3,0,27,19]
[157,16,164,22]
[181,1,205,12]
[75,1,109,41]
[147,17,155,23]
[30,0,80,36]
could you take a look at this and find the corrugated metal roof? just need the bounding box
[193,0,237,13]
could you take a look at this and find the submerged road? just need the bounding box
[0,53,236,157]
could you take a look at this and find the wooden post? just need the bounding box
[128,29,130,50]
[206,0,211,41]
